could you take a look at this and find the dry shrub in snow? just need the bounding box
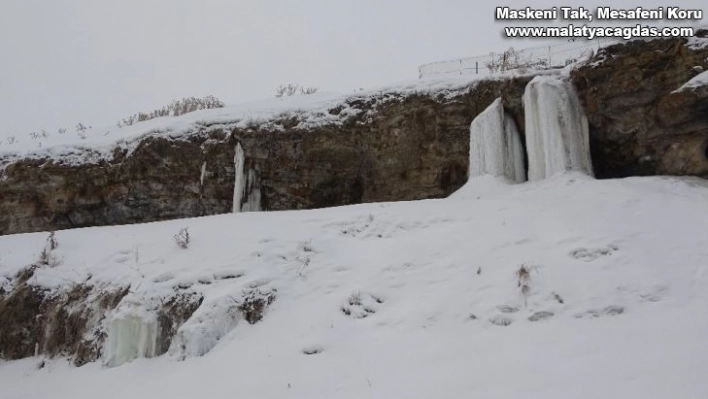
[174,227,190,249]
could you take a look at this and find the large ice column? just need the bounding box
[523,76,593,181]
[232,143,246,213]
[104,307,159,367]
[232,143,262,213]
[469,98,526,183]
[241,169,262,212]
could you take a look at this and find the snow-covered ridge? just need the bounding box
[0,76,493,169]
[0,69,568,174]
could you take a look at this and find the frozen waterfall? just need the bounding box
[232,143,262,213]
[104,307,159,367]
[523,76,593,181]
[232,143,246,213]
[241,169,262,212]
[469,98,526,183]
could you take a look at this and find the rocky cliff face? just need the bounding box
[0,78,530,236]
[1,35,708,236]
[0,133,236,235]
[572,35,708,178]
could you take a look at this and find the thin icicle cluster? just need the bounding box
[523,76,593,181]
[469,98,526,183]
[200,161,207,187]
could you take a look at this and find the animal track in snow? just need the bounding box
[302,345,324,355]
[339,214,375,237]
[639,286,668,302]
[528,311,554,322]
[497,305,520,314]
[152,272,174,283]
[213,271,245,281]
[574,305,625,319]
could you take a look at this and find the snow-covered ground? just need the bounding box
[2,173,708,398]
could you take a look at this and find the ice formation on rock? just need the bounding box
[469,98,526,183]
[241,169,262,212]
[232,143,246,213]
[523,76,593,181]
[104,306,159,367]
[168,297,243,359]
[232,143,262,212]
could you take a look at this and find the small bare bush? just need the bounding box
[300,86,318,95]
[174,227,190,249]
[47,231,58,250]
[275,83,318,98]
[117,96,225,127]
[37,232,60,267]
[516,264,533,306]
[486,47,550,74]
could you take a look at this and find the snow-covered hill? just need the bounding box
[2,173,708,398]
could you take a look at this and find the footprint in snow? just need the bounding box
[569,244,619,262]
[574,305,625,319]
[213,271,246,281]
[639,286,668,302]
[302,345,324,355]
[528,311,554,322]
[489,315,513,326]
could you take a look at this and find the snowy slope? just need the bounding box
[2,173,708,398]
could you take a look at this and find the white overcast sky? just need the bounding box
[0,0,703,135]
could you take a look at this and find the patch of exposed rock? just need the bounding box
[571,35,708,178]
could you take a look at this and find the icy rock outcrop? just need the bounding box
[523,76,593,181]
[168,296,243,359]
[469,98,526,183]
[104,305,159,367]
[169,288,275,359]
